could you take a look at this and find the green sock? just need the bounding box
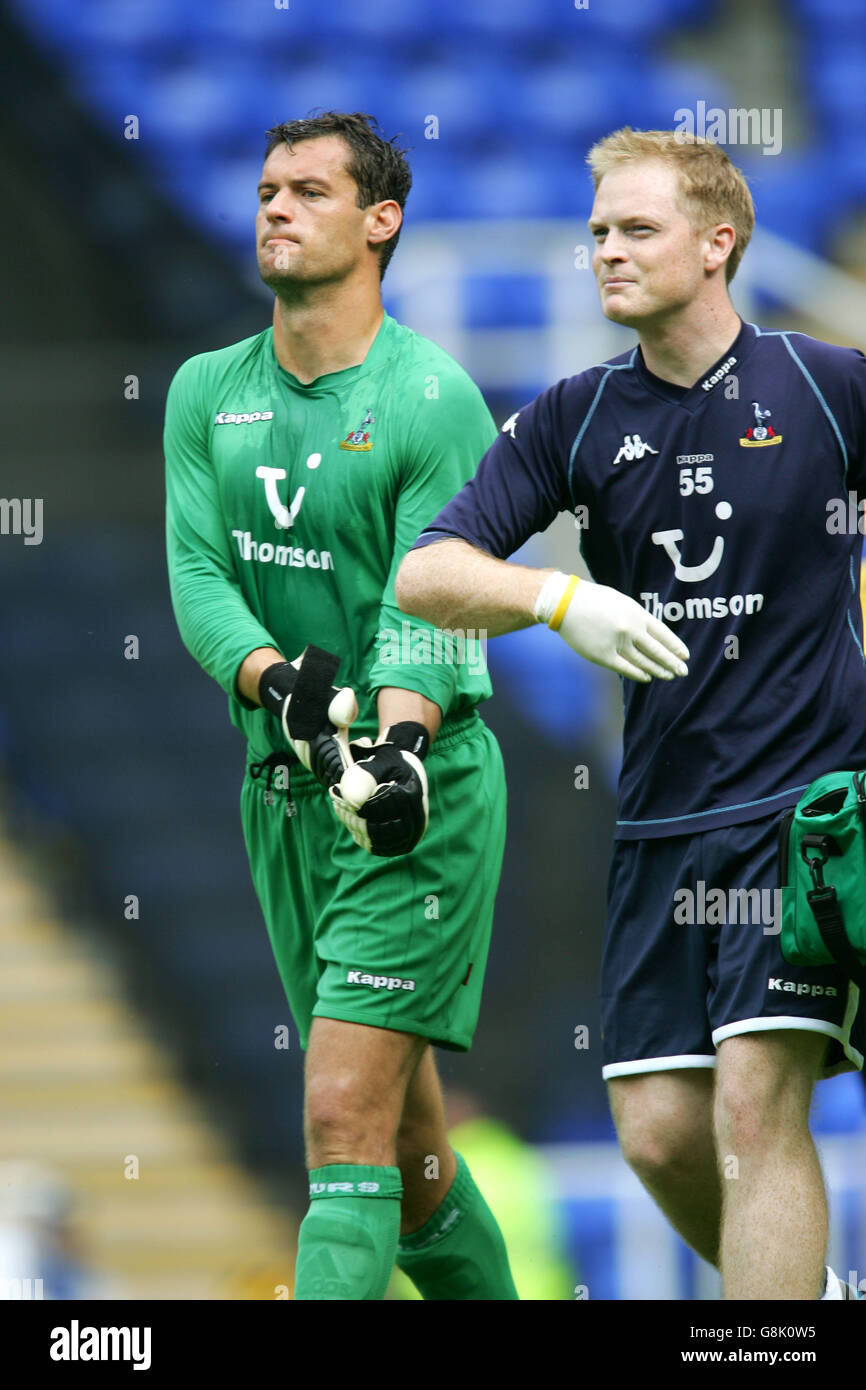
[293,1164,403,1300]
[396,1151,519,1300]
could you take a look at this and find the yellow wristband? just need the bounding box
[548,575,580,631]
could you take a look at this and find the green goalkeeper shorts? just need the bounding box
[239,709,506,1052]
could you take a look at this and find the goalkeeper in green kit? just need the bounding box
[164,112,517,1300]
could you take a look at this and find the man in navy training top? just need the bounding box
[395,127,866,1301]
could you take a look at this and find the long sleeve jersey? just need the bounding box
[165,312,497,760]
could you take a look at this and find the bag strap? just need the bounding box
[806,885,866,992]
[798,775,866,991]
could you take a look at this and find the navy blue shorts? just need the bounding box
[601,813,865,1081]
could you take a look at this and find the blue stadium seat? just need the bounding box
[434,0,712,41]
[790,0,866,31]
[275,0,444,41]
[665,0,721,20]
[250,54,395,130]
[125,59,268,153]
[8,0,187,53]
[830,138,866,210]
[573,0,693,40]
[189,0,324,42]
[387,55,514,149]
[494,55,734,151]
[740,152,840,253]
[625,60,735,135]
[807,48,866,134]
[7,0,74,50]
[514,56,630,144]
[64,53,153,129]
[162,154,260,251]
[399,150,473,221]
[465,274,548,329]
[450,150,574,219]
[406,0,566,41]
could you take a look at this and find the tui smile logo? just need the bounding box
[339,409,375,452]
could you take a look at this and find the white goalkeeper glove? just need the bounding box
[535,572,689,683]
[258,646,358,788]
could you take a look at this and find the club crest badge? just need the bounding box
[339,409,376,451]
[739,400,782,447]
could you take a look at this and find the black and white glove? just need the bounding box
[329,721,430,857]
[258,646,358,789]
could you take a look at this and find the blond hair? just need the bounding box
[587,127,755,283]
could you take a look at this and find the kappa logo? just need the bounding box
[346,970,416,992]
[768,978,837,998]
[214,410,274,425]
[700,356,737,392]
[612,433,659,466]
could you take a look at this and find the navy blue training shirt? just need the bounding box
[411,319,866,839]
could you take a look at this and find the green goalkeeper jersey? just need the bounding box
[165,311,497,755]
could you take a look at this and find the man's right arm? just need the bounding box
[395,388,567,634]
[165,361,366,802]
[236,646,287,706]
[164,359,285,709]
[395,391,690,685]
[395,538,553,636]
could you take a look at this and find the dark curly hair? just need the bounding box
[264,111,412,280]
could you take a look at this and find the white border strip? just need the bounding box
[602,1053,715,1080]
[711,1014,864,1074]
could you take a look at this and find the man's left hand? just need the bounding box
[330,722,430,857]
